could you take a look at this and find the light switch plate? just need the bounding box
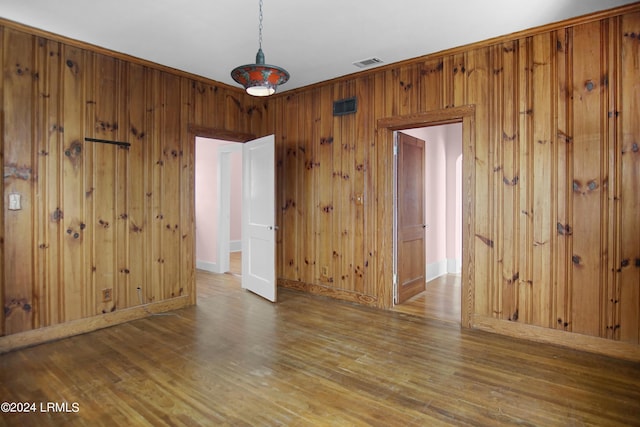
[8,193,21,210]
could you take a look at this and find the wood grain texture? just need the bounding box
[391,274,461,324]
[2,4,640,357]
[618,11,640,344]
[3,29,35,335]
[266,5,640,354]
[0,22,264,346]
[1,271,639,425]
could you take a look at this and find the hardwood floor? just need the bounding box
[1,270,639,426]
[227,251,241,275]
[391,274,461,323]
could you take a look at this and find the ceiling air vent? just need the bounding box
[353,57,384,68]
[333,97,357,116]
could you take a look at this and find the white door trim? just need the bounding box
[216,143,242,274]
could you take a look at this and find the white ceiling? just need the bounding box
[1,1,636,93]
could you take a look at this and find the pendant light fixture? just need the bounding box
[231,0,289,96]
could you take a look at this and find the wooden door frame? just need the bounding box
[376,106,475,327]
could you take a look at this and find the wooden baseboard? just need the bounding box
[0,296,192,354]
[278,279,378,307]
[472,314,640,362]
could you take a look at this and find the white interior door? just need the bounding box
[242,135,276,302]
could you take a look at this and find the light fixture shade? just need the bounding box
[231,49,289,97]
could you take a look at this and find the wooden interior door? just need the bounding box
[241,135,277,302]
[396,132,426,304]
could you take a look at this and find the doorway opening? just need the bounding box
[195,137,243,276]
[377,105,475,327]
[392,124,463,324]
[190,127,278,304]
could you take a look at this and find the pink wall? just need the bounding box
[402,123,462,276]
[195,137,242,267]
[444,124,463,262]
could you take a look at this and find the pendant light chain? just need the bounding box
[231,0,289,96]
[258,0,263,50]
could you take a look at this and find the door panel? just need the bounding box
[242,135,276,302]
[397,132,426,304]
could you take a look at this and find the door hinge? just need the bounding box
[393,273,398,304]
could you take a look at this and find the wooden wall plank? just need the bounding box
[317,87,335,285]
[299,90,316,285]
[92,54,118,315]
[60,44,87,323]
[570,21,606,337]
[332,81,347,291]
[338,80,356,292]
[147,69,163,304]
[554,28,572,333]
[530,33,554,328]
[419,57,445,112]
[463,48,497,315]
[516,37,533,325]
[47,38,63,327]
[82,51,96,319]
[180,77,195,305]
[193,82,222,129]
[35,37,63,328]
[160,73,182,300]
[3,29,35,334]
[605,18,619,341]
[115,59,129,310]
[498,40,520,323]
[273,96,285,279]
[127,63,147,308]
[452,53,467,108]
[32,36,46,330]
[618,11,640,343]
[372,71,390,307]
[489,44,504,320]
[354,76,372,295]
[465,46,492,317]
[280,93,300,281]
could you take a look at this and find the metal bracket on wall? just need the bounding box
[84,137,131,148]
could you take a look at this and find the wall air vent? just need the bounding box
[353,57,384,68]
[333,97,357,116]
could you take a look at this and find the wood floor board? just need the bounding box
[1,269,639,426]
[391,274,462,324]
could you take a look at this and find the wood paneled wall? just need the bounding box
[269,6,640,355]
[0,22,265,347]
[1,5,639,359]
